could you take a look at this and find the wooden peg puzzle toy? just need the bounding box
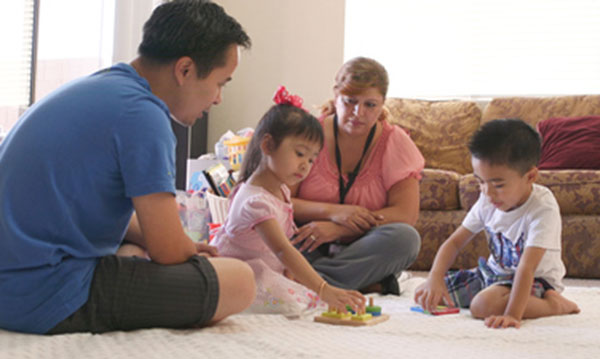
[410,305,460,316]
[314,297,389,326]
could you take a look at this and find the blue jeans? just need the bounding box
[302,223,421,290]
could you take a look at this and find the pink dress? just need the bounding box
[212,182,327,316]
[297,119,424,209]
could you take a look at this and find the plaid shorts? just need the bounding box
[444,257,554,308]
[47,255,219,334]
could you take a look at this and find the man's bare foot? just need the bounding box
[117,243,149,258]
[544,290,581,314]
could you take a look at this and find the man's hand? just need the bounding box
[195,242,219,257]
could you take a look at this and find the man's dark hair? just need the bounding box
[138,0,251,78]
[468,118,541,174]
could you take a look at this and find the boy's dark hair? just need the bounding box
[239,105,324,183]
[138,0,251,78]
[468,118,541,174]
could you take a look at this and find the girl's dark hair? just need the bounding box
[238,105,324,183]
[138,0,251,78]
[468,118,541,174]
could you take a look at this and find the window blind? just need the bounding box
[0,0,35,108]
[345,0,600,98]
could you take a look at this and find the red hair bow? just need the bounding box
[273,85,304,109]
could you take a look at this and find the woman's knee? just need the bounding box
[209,258,256,321]
[375,223,421,260]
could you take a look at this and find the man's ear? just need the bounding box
[173,56,195,86]
[259,134,275,155]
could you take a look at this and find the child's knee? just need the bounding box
[469,289,507,319]
[469,294,490,318]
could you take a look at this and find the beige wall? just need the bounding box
[208,0,345,150]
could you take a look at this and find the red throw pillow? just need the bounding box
[537,116,600,170]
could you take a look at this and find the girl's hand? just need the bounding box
[413,275,454,313]
[484,314,521,329]
[330,204,383,233]
[320,283,366,313]
[292,221,342,252]
[195,242,219,257]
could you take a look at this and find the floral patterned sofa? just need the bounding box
[385,95,600,278]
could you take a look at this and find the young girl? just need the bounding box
[212,86,366,316]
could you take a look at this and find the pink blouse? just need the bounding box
[212,183,296,273]
[296,119,424,211]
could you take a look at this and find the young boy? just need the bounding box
[414,118,579,329]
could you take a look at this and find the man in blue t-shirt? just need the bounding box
[0,1,256,334]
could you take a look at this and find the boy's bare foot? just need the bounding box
[544,290,581,314]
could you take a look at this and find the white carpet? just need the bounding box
[1,274,598,359]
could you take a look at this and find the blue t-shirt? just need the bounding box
[0,63,177,333]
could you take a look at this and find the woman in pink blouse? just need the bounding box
[291,57,425,295]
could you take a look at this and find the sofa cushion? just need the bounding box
[458,174,481,211]
[385,98,481,174]
[458,170,600,215]
[537,170,600,215]
[413,210,488,271]
[419,169,460,210]
[561,215,600,278]
[537,116,600,170]
[481,95,600,128]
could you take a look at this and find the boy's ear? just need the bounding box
[525,166,538,184]
[173,56,195,86]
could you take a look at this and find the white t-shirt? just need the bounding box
[462,184,566,292]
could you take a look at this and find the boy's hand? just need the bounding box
[414,276,454,313]
[484,314,521,329]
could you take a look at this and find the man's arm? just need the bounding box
[131,192,197,264]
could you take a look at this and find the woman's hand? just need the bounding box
[320,283,366,313]
[292,221,345,252]
[195,242,219,257]
[330,204,383,232]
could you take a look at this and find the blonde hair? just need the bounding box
[320,57,389,120]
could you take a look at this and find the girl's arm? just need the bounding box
[485,246,546,328]
[373,176,420,226]
[254,218,365,311]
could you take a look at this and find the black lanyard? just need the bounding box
[333,114,376,204]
